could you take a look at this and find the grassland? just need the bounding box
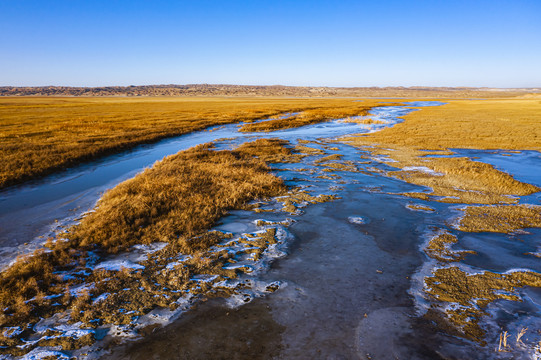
[0,96,386,189]
[342,99,541,205]
[0,138,300,355]
[353,99,541,151]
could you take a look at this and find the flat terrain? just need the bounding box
[0,97,390,189]
[354,98,541,150]
[1,93,541,358]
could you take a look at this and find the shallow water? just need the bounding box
[0,102,438,267]
[3,100,541,359]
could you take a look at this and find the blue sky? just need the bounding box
[1,0,540,87]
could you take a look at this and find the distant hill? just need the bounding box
[1,84,539,98]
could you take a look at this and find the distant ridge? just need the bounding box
[1,84,539,98]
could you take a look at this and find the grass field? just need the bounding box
[0,96,389,189]
[2,95,540,353]
[0,138,295,355]
[354,99,541,150]
[342,99,541,205]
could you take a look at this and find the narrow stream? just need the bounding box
[0,102,438,268]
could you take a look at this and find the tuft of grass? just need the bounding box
[234,138,305,163]
[406,203,435,212]
[339,117,386,125]
[424,232,475,262]
[457,204,541,233]
[294,144,326,155]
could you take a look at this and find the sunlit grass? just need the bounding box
[0,96,387,189]
[238,100,396,132]
[353,99,541,151]
[0,139,295,355]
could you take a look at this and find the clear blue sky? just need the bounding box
[1,0,540,87]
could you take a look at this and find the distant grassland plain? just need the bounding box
[0,97,393,189]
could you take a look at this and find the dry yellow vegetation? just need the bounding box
[425,267,541,342]
[457,204,541,233]
[238,100,397,132]
[0,139,295,355]
[424,232,475,263]
[354,99,541,151]
[342,99,541,204]
[0,96,386,189]
[339,145,539,204]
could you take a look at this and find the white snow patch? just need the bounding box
[94,260,145,271]
[348,216,369,225]
[402,166,444,176]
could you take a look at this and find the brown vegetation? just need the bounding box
[340,145,539,204]
[457,204,541,233]
[341,99,541,203]
[238,100,396,132]
[424,232,475,262]
[425,267,541,342]
[0,97,380,189]
[405,203,435,212]
[349,99,541,151]
[0,139,295,355]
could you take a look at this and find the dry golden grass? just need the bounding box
[68,141,288,253]
[424,232,475,262]
[339,117,386,125]
[406,203,435,212]
[238,100,398,132]
[342,145,539,204]
[0,139,294,354]
[425,266,541,342]
[294,144,326,155]
[457,204,541,233]
[341,99,541,204]
[234,138,305,163]
[350,99,541,151]
[0,96,386,189]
